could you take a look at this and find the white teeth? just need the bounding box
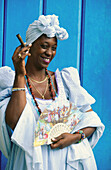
[44,58,50,61]
[41,57,50,62]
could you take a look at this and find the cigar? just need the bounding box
[16,34,26,47]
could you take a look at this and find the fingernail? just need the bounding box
[51,138,56,141]
[29,43,32,46]
[26,51,28,54]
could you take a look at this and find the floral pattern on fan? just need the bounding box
[34,101,83,146]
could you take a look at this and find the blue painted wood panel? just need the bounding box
[46,0,82,71]
[0,0,4,67]
[83,0,111,169]
[4,0,41,69]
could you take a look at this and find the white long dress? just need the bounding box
[0,66,105,170]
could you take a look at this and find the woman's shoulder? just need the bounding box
[59,67,95,107]
[61,67,78,75]
[61,67,77,72]
[0,66,15,90]
[60,67,80,85]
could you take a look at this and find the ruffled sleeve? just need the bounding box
[11,99,43,169]
[61,67,95,111]
[0,66,43,169]
[0,66,15,158]
[0,66,15,91]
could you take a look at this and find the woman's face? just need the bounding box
[30,34,57,69]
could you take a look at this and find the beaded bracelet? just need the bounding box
[12,88,25,92]
[76,130,85,143]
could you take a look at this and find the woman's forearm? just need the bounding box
[74,109,96,142]
[82,127,96,138]
[5,75,26,130]
[74,127,96,143]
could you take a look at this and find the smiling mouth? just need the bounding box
[41,57,50,63]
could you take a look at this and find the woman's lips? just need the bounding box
[41,56,50,64]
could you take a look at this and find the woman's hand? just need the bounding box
[12,44,32,76]
[50,133,81,149]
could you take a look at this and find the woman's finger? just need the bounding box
[19,43,32,53]
[51,134,64,143]
[17,50,31,60]
[50,139,64,149]
[13,43,32,58]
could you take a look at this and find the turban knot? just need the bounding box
[26,14,68,44]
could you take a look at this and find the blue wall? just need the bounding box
[0,0,4,67]
[2,0,41,69]
[83,0,111,169]
[0,0,111,169]
[46,0,81,71]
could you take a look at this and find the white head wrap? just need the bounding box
[26,14,69,45]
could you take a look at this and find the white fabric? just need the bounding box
[61,67,95,111]
[26,14,69,45]
[0,66,105,170]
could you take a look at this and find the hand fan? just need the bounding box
[34,101,83,147]
[48,123,71,144]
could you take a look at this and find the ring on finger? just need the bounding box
[18,53,22,58]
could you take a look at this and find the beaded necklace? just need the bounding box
[46,69,58,97]
[25,69,57,115]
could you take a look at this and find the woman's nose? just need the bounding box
[45,48,52,56]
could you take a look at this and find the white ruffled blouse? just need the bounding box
[0,66,104,170]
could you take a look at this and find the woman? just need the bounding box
[0,14,104,170]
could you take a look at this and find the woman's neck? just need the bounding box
[25,63,47,81]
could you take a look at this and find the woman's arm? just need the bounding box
[5,75,26,130]
[5,45,31,130]
[50,127,96,149]
[51,108,96,149]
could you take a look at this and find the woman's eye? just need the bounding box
[41,45,48,49]
[52,46,57,51]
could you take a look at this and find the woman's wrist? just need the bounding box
[73,130,86,143]
[15,69,26,77]
[72,133,82,143]
[14,74,25,88]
